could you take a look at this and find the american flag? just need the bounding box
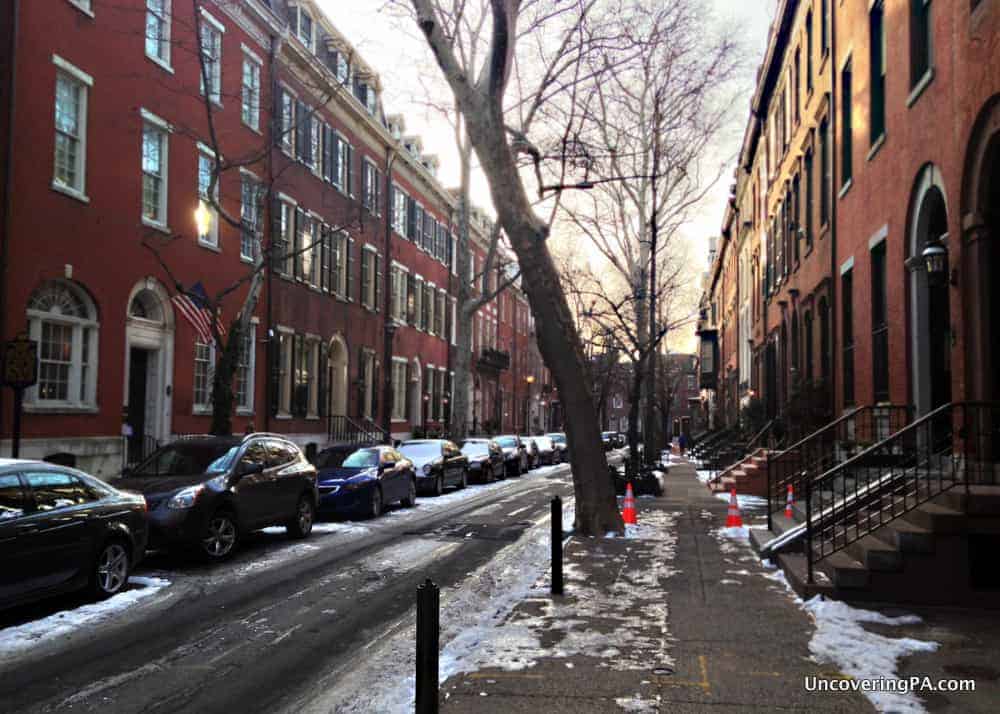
[171,282,226,344]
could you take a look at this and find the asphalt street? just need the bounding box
[0,463,583,714]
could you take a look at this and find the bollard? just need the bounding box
[415,578,439,714]
[551,496,564,595]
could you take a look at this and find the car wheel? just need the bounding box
[202,511,239,560]
[286,494,315,539]
[433,474,444,496]
[367,486,383,519]
[459,468,468,489]
[91,540,130,600]
[401,478,417,507]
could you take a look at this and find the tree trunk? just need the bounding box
[627,354,645,471]
[210,323,242,436]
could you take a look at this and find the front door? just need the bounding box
[127,348,149,463]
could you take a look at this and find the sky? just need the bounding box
[317,1,776,351]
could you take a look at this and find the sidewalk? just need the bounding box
[439,459,871,712]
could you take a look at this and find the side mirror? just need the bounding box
[381,460,397,470]
[237,461,265,479]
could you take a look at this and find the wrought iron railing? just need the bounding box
[767,404,912,528]
[327,414,387,445]
[126,434,160,468]
[805,401,1000,582]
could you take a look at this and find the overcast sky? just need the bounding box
[317,1,776,350]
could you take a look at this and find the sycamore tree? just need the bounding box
[140,0,361,436]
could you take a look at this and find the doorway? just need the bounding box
[127,347,151,463]
[328,335,349,416]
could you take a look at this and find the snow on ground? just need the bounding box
[712,516,940,713]
[714,492,769,510]
[0,577,170,663]
[696,470,716,484]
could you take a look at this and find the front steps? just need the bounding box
[751,486,1000,607]
[707,449,770,497]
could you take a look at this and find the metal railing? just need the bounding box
[805,401,1000,582]
[125,434,160,467]
[767,404,912,528]
[327,414,387,445]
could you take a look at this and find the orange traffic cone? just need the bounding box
[622,483,637,525]
[785,484,795,519]
[725,489,743,528]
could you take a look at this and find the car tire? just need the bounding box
[433,474,444,496]
[401,478,417,507]
[367,486,383,519]
[201,511,239,561]
[458,468,468,490]
[286,494,315,539]
[91,539,130,600]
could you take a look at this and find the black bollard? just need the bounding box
[551,496,564,595]
[415,578,439,714]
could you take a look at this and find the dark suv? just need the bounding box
[117,434,317,560]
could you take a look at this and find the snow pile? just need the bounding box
[0,577,170,661]
[695,470,716,484]
[714,492,768,510]
[802,597,939,712]
[616,694,662,712]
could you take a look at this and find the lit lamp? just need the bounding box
[921,235,949,287]
[525,375,535,385]
[194,201,213,238]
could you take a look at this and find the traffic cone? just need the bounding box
[785,484,795,519]
[622,483,637,525]
[725,489,743,528]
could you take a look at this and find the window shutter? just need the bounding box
[360,249,370,309]
[323,126,334,182]
[346,145,354,196]
[290,334,299,417]
[405,361,413,422]
[294,207,305,280]
[270,198,284,273]
[357,346,366,418]
[346,237,356,302]
[406,197,416,240]
[269,336,280,416]
[375,169,383,216]
[296,101,308,162]
[371,360,380,422]
[318,342,329,418]
[445,298,452,344]
[406,274,416,324]
[374,253,383,313]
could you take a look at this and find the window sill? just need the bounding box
[145,54,174,75]
[142,218,172,235]
[65,0,94,18]
[906,68,934,108]
[838,178,853,200]
[240,255,255,264]
[23,403,99,415]
[193,406,212,416]
[51,182,90,204]
[306,414,320,421]
[198,239,221,253]
[867,133,886,162]
[236,408,254,416]
[275,413,292,420]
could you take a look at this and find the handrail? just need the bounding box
[745,420,774,452]
[770,406,863,461]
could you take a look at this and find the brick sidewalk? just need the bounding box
[439,459,871,712]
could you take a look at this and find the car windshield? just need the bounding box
[315,449,351,469]
[535,437,552,449]
[342,449,379,468]
[400,443,441,460]
[496,437,517,448]
[547,434,566,444]
[461,442,489,456]
[133,442,236,477]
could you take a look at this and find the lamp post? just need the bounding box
[524,374,535,434]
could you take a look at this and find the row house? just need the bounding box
[0,0,550,478]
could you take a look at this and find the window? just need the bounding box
[53,61,90,198]
[423,283,433,332]
[393,186,407,234]
[193,339,215,410]
[142,119,168,227]
[871,242,889,401]
[451,235,458,276]
[794,48,801,124]
[240,173,260,260]
[27,282,98,408]
[390,264,407,321]
[910,0,932,87]
[336,137,352,193]
[361,351,375,419]
[841,60,853,186]
[450,298,457,345]
[363,160,382,215]
[792,173,800,264]
[276,199,295,276]
[414,276,424,329]
[199,12,223,105]
[235,324,255,412]
[360,246,381,311]
[435,289,446,337]
[297,211,317,285]
[335,52,350,85]
[197,150,219,247]
[310,120,321,172]
[295,6,314,50]
[806,11,813,92]
[819,117,830,225]
[277,331,292,416]
[280,90,295,155]
[331,230,349,297]
[804,311,814,381]
[391,359,407,421]
[292,334,316,418]
[145,0,171,68]
[842,268,855,405]
[821,0,830,56]
[870,1,886,144]
[25,473,98,511]
[804,146,814,249]
[241,51,261,130]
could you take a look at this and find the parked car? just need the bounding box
[311,442,377,470]
[532,436,558,465]
[545,432,569,461]
[0,459,148,610]
[601,431,615,451]
[116,434,317,560]
[494,435,529,477]
[315,446,416,519]
[459,439,505,483]
[613,432,627,449]
[519,436,541,469]
[398,440,469,495]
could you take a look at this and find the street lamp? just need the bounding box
[921,235,949,287]
[194,201,213,238]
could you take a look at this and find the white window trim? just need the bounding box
[51,56,92,203]
[53,55,94,86]
[144,0,173,73]
[65,0,95,19]
[199,7,226,33]
[236,321,257,415]
[275,326,295,418]
[141,113,170,232]
[241,47,262,132]
[391,356,408,422]
[140,107,172,132]
[192,339,217,415]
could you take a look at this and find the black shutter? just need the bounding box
[346,237,356,302]
[318,342,329,418]
[360,249,370,309]
[269,334,280,416]
[371,360,380,422]
[274,87,284,147]
[294,207,305,280]
[323,126,334,182]
[406,197,416,240]
[357,346,366,418]
[374,253,383,313]
[270,197,284,273]
[346,145,354,196]
[295,101,308,162]
[445,298,452,344]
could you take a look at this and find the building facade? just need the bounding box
[0,0,551,478]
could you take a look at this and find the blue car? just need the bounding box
[315,446,417,519]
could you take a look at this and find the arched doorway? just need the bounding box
[907,165,952,417]
[327,334,349,416]
[962,95,1000,404]
[124,279,174,461]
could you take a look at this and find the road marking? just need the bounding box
[506,505,533,518]
[272,624,303,646]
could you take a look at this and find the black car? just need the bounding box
[519,436,541,468]
[0,459,148,610]
[459,438,505,483]
[545,432,569,461]
[398,440,469,495]
[116,434,318,560]
[601,431,615,451]
[494,435,529,476]
[315,446,416,518]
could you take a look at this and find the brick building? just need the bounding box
[0,0,550,478]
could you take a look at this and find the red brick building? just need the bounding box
[0,0,550,477]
